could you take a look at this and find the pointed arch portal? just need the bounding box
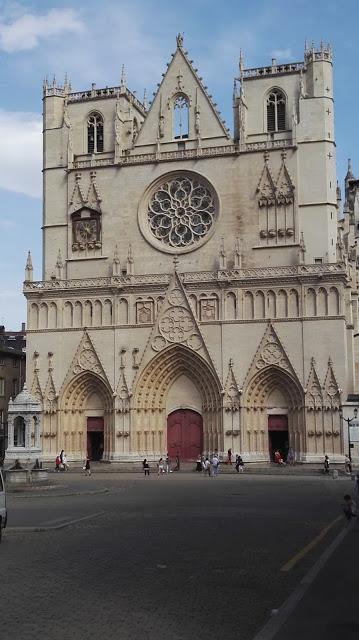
[244,365,304,460]
[134,344,222,457]
[60,371,113,460]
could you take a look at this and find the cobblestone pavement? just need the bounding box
[0,474,355,640]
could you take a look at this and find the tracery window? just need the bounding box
[173,94,189,139]
[267,90,286,132]
[146,174,217,250]
[87,112,104,154]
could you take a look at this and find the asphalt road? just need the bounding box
[1,473,357,640]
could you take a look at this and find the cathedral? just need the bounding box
[7,35,359,464]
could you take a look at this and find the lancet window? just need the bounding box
[87,112,104,153]
[267,90,286,132]
[173,94,189,139]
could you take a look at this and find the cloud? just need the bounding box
[0,8,85,53]
[0,110,42,198]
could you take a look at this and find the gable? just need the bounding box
[134,37,230,147]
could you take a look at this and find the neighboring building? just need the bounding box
[17,37,359,464]
[0,325,26,456]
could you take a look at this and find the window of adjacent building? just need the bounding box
[315,258,323,264]
[267,89,286,132]
[173,94,189,139]
[0,358,4,366]
[13,359,17,368]
[0,378,4,396]
[14,416,25,447]
[87,112,104,154]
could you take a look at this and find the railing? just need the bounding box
[72,138,294,169]
[243,62,305,79]
[24,263,347,294]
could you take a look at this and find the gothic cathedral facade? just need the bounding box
[14,37,359,463]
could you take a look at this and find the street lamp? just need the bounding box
[339,407,358,463]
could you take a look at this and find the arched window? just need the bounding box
[267,90,286,132]
[173,94,189,139]
[87,112,104,153]
[14,416,26,447]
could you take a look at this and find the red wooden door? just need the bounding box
[167,410,203,461]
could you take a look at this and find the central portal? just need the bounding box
[167,409,203,461]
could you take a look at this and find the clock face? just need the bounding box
[75,219,98,243]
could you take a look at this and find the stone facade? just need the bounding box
[19,37,359,463]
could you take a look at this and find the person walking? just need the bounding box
[55,454,61,472]
[83,456,91,476]
[62,452,69,471]
[342,494,357,521]
[165,453,171,474]
[344,455,352,474]
[59,449,65,468]
[203,457,211,476]
[174,453,180,472]
[324,454,330,474]
[227,448,232,465]
[212,453,220,477]
[157,457,165,476]
[235,454,244,473]
[143,458,150,476]
[196,454,202,472]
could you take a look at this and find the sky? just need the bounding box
[0,0,358,328]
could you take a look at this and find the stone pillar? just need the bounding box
[7,416,14,448]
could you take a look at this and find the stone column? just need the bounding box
[7,416,14,448]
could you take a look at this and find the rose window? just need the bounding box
[147,176,216,250]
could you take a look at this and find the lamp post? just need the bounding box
[339,407,358,463]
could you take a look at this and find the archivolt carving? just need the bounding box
[134,343,221,412]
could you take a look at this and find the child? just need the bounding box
[143,458,150,476]
[342,494,357,521]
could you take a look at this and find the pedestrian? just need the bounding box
[62,452,69,471]
[342,494,357,521]
[157,457,165,476]
[196,454,202,472]
[274,450,286,466]
[60,449,64,467]
[143,458,150,476]
[203,456,211,476]
[235,454,244,473]
[83,456,91,476]
[212,453,220,476]
[165,453,171,474]
[227,448,232,465]
[174,453,180,472]
[286,447,295,465]
[355,472,359,496]
[55,455,61,472]
[324,454,330,474]
[344,455,352,474]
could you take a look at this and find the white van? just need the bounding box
[0,469,7,542]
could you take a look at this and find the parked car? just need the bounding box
[0,469,7,542]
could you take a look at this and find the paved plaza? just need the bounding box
[1,472,358,639]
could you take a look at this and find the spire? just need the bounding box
[112,244,121,276]
[25,250,33,282]
[219,237,227,270]
[346,158,354,181]
[126,244,134,275]
[55,249,64,279]
[63,72,69,94]
[120,64,126,89]
[234,237,242,269]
